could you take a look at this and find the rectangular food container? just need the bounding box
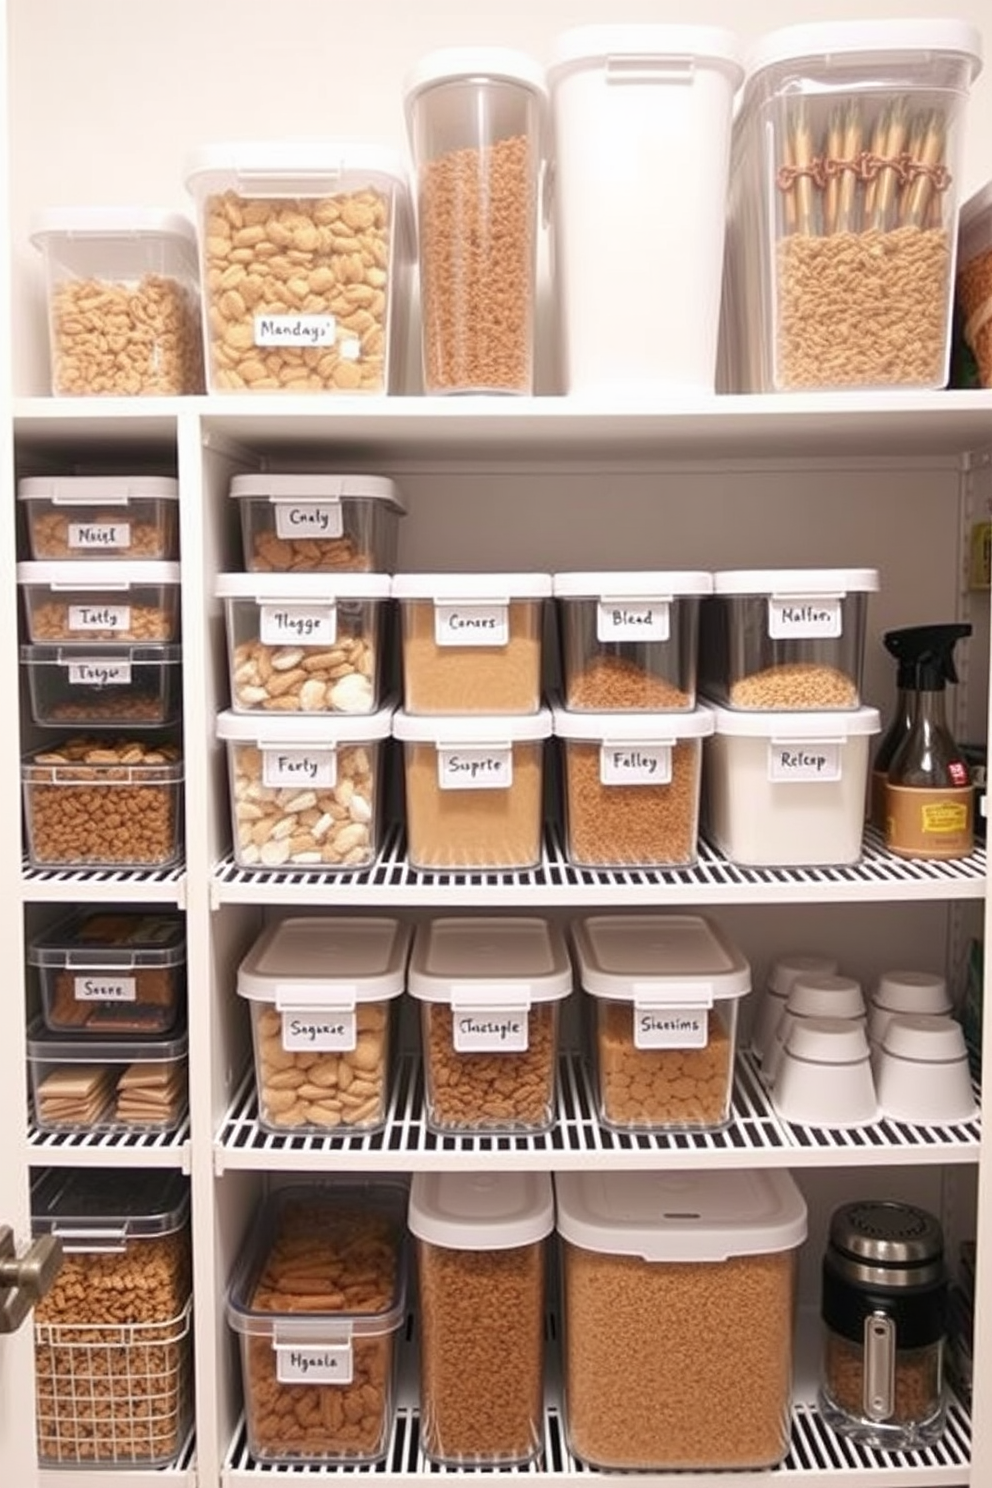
[31,1168,192,1467]
[22,737,183,869]
[226,1181,408,1465]
[217,707,391,870]
[722,20,983,392]
[21,643,182,728]
[408,1171,553,1465]
[703,703,881,867]
[237,916,411,1133]
[699,568,878,710]
[957,179,992,388]
[393,708,550,869]
[555,1168,807,1470]
[553,706,712,868]
[393,573,550,714]
[28,1022,188,1132]
[408,916,571,1133]
[572,913,750,1132]
[30,909,186,1036]
[18,475,180,560]
[29,208,204,397]
[218,572,388,715]
[18,560,181,645]
[232,473,405,573]
[185,143,413,395]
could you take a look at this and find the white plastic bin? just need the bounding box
[957,180,992,388]
[232,473,404,573]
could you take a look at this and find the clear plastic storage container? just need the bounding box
[30,909,186,1036]
[555,1168,807,1470]
[237,916,411,1133]
[21,643,182,728]
[572,913,750,1132]
[957,179,992,388]
[18,560,181,644]
[232,473,405,573]
[28,1022,188,1132]
[185,143,412,395]
[722,20,983,392]
[409,1171,553,1465]
[18,475,180,560]
[408,916,571,1132]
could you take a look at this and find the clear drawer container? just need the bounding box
[232,473,405,573]
[28,1022,188,1132]
[21,643,182,728]
[18,560,181,645]
[957,179,992,389]
[30,909,186,1036]
[18,475,180,560]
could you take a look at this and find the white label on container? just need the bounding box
[768,741,843,783]
[262,748,337,789]
[67,658,132,687]
[596,599,670,643]
[274,502,344,539]
[281,1010,356,1052]
[276,1343,353,1386]
[67,604,130,633]
[767,596,842,639]
[260,604,337,646]
[67,521,131,550]
[254,314,336,347]
[437,746,513,790]
[634,1002,708,1049]
[600,743,672,786]
[434,602,509,648]
[453,1007,529,1052]
[74,975,137,1003]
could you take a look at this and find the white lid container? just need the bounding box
[876,1013,977,1125]
[409,1171,554,1250]
[712,567,879,597]
[553,571,711,599]
[237,916,410,1007]
[19,475,179,503]
[392,572,551,600]
[18,559,180,585]
[408,916,571,1005]
[572,912,750,1003]
[751,951,841,1063]
[772,1015,880,1128]
[32,206,197,248]
[553,705,714,743]
[216,571,391,602]
[18,477,180,562]
[231,473,406,575]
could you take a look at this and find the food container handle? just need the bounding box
[274,983,358,1011]
[50,1223,128,1254]
[232,170,347,196]
[605,54,696,85]
[450,982,533,1008]
[631,981,714,1007]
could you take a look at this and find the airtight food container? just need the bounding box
[185,143,413,395]
[555,1168,807,1470]
[408,916,571,1133]
[957,179,992,388]
[226,1181,407,1465]
[572,913,750,1132]
[722,20,984,392]
[21,643,182,729]
[409,1171,553,1465]
[30,909,185,1036]
[237,916,411,1133]
[18,560,181,645]
[18,475,180,560]
[699,569,878,710]
[703,704,881,867]
[27,1022,188,1133]
[232,473,405,573]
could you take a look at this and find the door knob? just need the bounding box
[0,1226,63,1334]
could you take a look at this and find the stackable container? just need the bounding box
[703,704,881,867]
[232,473,405,573]
[555,1168,807,1470]
[548,27,743,396]
[957,179,992,388]
[18,476,180,560]
[408,917,571,1133]
[30,909,186,1036]
[237,916,411,1133]
[722,21,983,392]
[185,144,413,395]
[572,913,750,1132]
[27,1023,188,1133]
[751,951,841,1065]
[21,643,182,728]
[409,1172,553,1465]
[18,560,182,645]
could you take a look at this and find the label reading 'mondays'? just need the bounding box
[254,314,337,347]
[596,599,670,643]
[274,503,344,539]
[67,522,131,550]
[74,975,137,1003]
[767,596,842,639]
[768,742,842,783]
[438,746,513,790]
[67,605,131,633]
[262,749,337,790]
[276,1344,353,1386]
[434,602,509,648]
[282,1010,357,1052]
[260,605,337,646]
[453,1007,529,1053]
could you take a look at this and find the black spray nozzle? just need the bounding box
[883,623,972,691]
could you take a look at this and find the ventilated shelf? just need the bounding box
[27,1108,191,1170]
[39,1428,196,1488]
[21,858,186,905]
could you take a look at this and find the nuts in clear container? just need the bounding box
[18,561,181,644]
[232,473,404,574]
[18,476,180,561]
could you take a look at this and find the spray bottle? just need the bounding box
[870,628,924,830]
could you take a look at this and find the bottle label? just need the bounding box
[886,784,974,859]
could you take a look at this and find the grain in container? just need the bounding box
[18,475,179,560]
[699,568,878,710]
[572,912,750,1132]
[31,1168,192,1467]
[217,572,388,715]
[408,916,571,1133]
[703,703,881,867]
[27,1021,188,1132]
[394,572,550,714]
[232,473,405,573]
[30,909,185,1036]
[553,705,712,868]
[226,1180,407,1464]
[393,708,550,869]
[30,208,204,396]
[548,27,742,396]
[956,179,992,388]
[409,1171,553,1465]
[18,559,181,645]
[237,916,411,1133]
[555,1168,807,1469]
[722,21,983,392]
[217,706,392,870]
[21,643,182,728]
[404,49,546,393]
[185,143,412,395]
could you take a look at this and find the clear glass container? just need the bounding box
[18,560,181,645]
[232,473,404,573]
[21,643,182,729]
[18,475,180,560]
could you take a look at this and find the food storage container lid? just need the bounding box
[959,179,992,265]
[552,569,712,598]
[18,475,180,504]
[30,207,197,246]
[237,916,411,1005]
[216,703,394,745]
[549,25,743,83]
[572,913,750,1002]
[784,1016,870,1065]
[872,969,951,1014]
[704,702,881,738]
[768,952,839,998]
[215,571,391,600]
[744,19,983,84]
[711,567,879,596]
[185,142,411,198]
[404,47,547,108]
[31,1168,190,1242]
[409,1172,554,1251]
[20,642,182,666]
[230,472,406,512]
[408,916,572,1004]
[17,559,181,586]
[392,572,551,600]
[393,707,552,743]
[552,704,713,742]
[28,909,186,969]
[555,1169,807,1261]
[880,1013,969,1063]
[27,1020,188,1064]
[22,746,184,782]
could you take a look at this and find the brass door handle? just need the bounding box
[0,1227,62,1334]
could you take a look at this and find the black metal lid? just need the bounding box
[829,1201,943,1268]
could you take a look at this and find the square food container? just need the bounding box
[18,475,180,560]
[703,703,881,867]
[185,143,413,395]
[232,473,405,573]
[18,560,181,645]
[31,1168,192,1467]
[29,208,204,397]
[30,909,186,1036]
[217,572,388,715]
[408,1171,554,1465]
[27,1022,188,1132]
[393,708,550,869]
[699,568,878,710]
[217,707,392,870]
[957,180,992,389]
[553,705,712,868]
[21,643,182,728]
[237,916,411,1133]
[393,573,550,715]
[572,913,750,1132]
[226,1181,408,1465]
[554,1168,807,1470]
[408,916,571,1133]
[722,20,983,392]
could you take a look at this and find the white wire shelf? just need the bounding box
[27,1110,191,1171]
[21,859,186,905]
[39,1428,195,1487]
